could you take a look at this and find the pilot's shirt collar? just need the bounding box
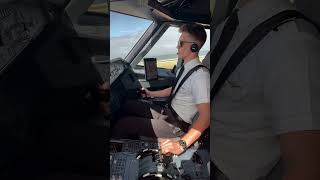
[183,58,201,71]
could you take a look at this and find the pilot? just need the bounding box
[208,0,320,179]
[112,24,210,156]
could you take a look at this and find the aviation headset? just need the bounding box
[191,43,199,53]
[179,40,199,52]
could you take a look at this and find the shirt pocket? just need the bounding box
[220,69,250,102]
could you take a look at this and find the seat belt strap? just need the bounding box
[165,65,208,129]
[210,9,239,76]
[211,10,317,100]
[168,65,208,104]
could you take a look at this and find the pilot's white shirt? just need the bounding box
[208,0,320,179]
[171,58,210,124]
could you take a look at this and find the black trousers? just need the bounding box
[111,100,186,139]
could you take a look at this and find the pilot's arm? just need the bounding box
[160,102,210,155]
[142,87,172,98]
[263,32,320,180]
[279,131,320,180]
[160,68,210,155]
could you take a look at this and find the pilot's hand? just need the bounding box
[141,87,152,98]
[159,138,184,156]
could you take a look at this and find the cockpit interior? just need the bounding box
[109,0,211,179]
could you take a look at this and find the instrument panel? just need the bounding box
[110,59,142,114]
[110,59,126,84]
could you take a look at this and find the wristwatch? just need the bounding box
[178,139,187,152]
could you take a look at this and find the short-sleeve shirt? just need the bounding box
[171,58,210,124]
[209,0,320,179]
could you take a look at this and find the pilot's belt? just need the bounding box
[164,104,190,133]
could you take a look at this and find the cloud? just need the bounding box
[110,30,145,59]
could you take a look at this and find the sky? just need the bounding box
[110,12,152,38]
[110,12,210,60]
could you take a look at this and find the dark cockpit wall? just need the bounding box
[0,0,51,178]
[0,0,108,179]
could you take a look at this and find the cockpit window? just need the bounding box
[110,11,153,60]
[138,26,210,69]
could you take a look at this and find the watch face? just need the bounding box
[179,140,187,150]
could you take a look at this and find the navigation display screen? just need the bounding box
[144,58,158,81]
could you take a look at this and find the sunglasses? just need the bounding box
[177,40,196,48]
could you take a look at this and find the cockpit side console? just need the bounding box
[110,139,210,180]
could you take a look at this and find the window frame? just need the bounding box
[130,22,210,70]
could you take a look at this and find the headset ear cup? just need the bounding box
[191,43,199,52]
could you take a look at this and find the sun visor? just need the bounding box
[111,0,154,20]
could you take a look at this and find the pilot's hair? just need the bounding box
[179,24,207,48]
